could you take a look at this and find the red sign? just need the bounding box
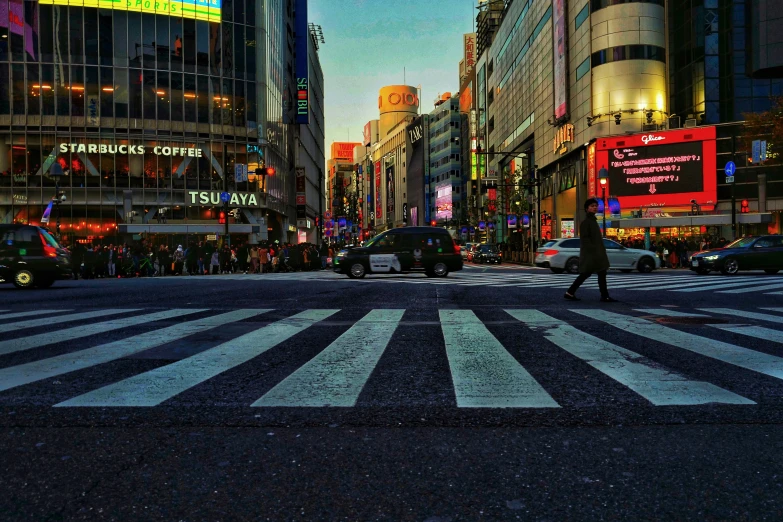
[375,161,382,220]
[594,127,717,209]
[296,195,306,205]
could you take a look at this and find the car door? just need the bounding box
[747,237,783,270]
[367,233,402,273]
[0,228,18,280]
[603,238,630,268]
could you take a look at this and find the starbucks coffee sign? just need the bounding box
[188,191,261,206]
[59,143,203,157]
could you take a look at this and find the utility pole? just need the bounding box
[731,135,737,240]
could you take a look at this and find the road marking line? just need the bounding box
[697,308,783,324]
[0,309,135,335]
[253,309,405,407]
[709,324,783,344]
[574,310,783,380]
[761,308,783,313]
[0,310,71,321]
[0,310,269,392]
[635,279,763,292]
[56,309,339,407]
[717,282,783,294]
[634,309,710,317]
[505,309,752,405]
[439,310,559,408]
[0,309,200,356]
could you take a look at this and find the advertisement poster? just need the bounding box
[386,164,395,218]
[375,160,382,220]
[435,183,452,220]
[552,0,568,120]
[608,141,705,197]
[561,218,574,238]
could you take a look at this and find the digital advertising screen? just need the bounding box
[38,0,222,22]
[594,127,717,209]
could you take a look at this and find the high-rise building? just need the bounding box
[0,0,324,246]
[427,93,463,228]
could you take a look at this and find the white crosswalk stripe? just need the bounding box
[1,306,783,410]
[198,269,783,295]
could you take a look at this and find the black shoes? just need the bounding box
[564,293,580,301]
[600,297,619,303]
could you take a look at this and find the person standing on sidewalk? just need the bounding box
[564,198,617,302]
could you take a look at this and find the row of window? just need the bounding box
[497,6,553,92]
[0,64,258,127]
[0,6,257,81]
[590,0,664,13]
[591,45,666,67]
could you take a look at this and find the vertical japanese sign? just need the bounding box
[552,0,568,120]
[295,0,309,124]
[463,33,477,76]
[587,142,596,197]
[375,160,382,220]
[386,164,395,218]
[295,167,307,219]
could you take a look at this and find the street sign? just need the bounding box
[726,175,735,183]
[220,192,230,203]
[760,140,767,163]
[752,140,761,164]
[724,161,736,176]
[325,211,332,219]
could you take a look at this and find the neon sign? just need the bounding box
[38,0,222,22]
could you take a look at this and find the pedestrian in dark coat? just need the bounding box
[564,198,616,302]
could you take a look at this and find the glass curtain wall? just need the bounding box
[0,0,265,244]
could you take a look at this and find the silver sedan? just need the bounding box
[535,238,661,274]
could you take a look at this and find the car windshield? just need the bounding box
[724,237,756,248]
[363,233,387,248]
[479,245,497,252]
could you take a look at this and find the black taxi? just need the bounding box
[0,224,73,288]
[333,227,463,278]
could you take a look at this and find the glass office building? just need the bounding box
[0,0,296,245]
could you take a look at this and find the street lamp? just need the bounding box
[598,167,608,238]
[50,163,66,240]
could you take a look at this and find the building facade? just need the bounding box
[427,93,464,227]
[0,0,323,247]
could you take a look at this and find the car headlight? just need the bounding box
[703,255,720,260]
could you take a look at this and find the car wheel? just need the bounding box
[550,267,564,274]
[764,269,779,275]
[565,257,580,274]
[34,278,55,288]
[348,263,366,279]
[721,257,739,275]
[13,269,35,289]
[433,262,449,277]
[637,257,655,273]
[620,269,632,273]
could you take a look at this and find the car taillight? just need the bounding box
[452,239,460,254]
[39,233,57,257]
[543,249,559,256]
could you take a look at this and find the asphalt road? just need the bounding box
[3,266,783,521]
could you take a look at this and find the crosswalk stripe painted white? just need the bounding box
[717,282,783,294]
[709,324,783,344]
[634,309,710,317]
[637,279,762,292]
[761,308,783,313]
[0,309,269,392]
[56,309,340,407]
[505,309,752,405]
[0,309,136,335]
[0,309,199,356]
[0,310,71,322]
[670,280,782,292]
[697,308,783,324]
[574,310,783,380]
[439,310,559,408]
[252,309,405,407]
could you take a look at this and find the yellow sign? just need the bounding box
[38,0,222,22]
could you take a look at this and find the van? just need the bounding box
[0,225,73,288]
[334,226,463,278]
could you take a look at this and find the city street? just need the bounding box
[3,268,783,520]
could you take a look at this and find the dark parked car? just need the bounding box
[473,244,502,264]
[0,224,72,288]
[334,226,463,278]
[690,235,783,275]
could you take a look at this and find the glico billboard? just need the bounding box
[592,126,717,209]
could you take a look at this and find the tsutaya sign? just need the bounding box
[59,143,203,157]
[188,191,261,206]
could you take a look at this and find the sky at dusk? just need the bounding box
[309,0,476,154]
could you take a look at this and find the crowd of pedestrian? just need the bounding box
[66,240,335,279]
[616,236,728,268]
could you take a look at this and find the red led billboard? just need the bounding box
[593,127,717,210]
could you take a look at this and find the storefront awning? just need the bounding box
[120,224,259,234]
[606,213,774,229]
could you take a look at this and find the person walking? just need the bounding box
[564,198,617,302]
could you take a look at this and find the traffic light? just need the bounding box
[218,210,226,224]
[470,180,478,193]
[266,167,275,177]
[741,199,749,213]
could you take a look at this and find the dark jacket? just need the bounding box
[578,213,610,274]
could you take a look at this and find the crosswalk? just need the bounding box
[195,269,783,296]
[2,306,783,410]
